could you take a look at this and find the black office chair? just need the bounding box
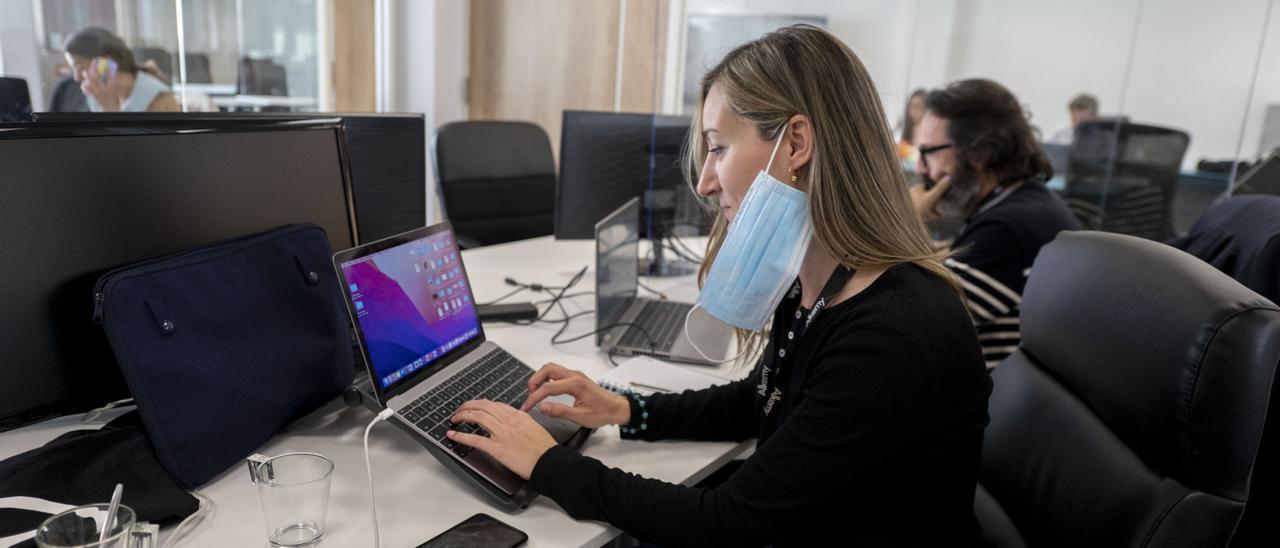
[1064,121,1189,241]
[237,58,288,96]
[0,77,32,122]
[133,47,174,78]
[976,231,1279,548]
[181,53,212,84]
[48,76,89,113]
[432,121,557,248]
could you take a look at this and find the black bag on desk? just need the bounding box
[0,412,198,546]
[92,223,352,488]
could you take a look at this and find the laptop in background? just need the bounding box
[333,222,588,509]
[1042,142,1071,179]
[594,198,733,365]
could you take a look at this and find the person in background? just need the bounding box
[897,88,927,161]
[910,79,1081,369]
[1048,93,1098,144]
[63,27,179,113]
[442,25,990,547]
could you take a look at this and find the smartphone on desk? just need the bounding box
[417,513,528,548]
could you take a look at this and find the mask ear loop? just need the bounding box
[763,124,788,177]
[682,304,753,364]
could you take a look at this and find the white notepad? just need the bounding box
[597,356,729,396]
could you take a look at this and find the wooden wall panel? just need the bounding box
[469,0,669,159]
[334,0,376,112]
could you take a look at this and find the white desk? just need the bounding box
[170,83,238,96]
[210,95,319,111]
[2,236,749,548]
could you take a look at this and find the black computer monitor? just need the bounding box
[0,121,357,427]
[31,111,427,242]
[556,110,711,275]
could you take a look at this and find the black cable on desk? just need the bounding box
[503,265,659,354]
[532,291,592,306]
[550,319,658,352]
[480,286,526,306]
[511,266,589,326]
[664,235,704,263]
[636,280,668,300]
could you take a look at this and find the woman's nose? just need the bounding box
[695,157,718,198]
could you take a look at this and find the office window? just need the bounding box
[25,0,329,113]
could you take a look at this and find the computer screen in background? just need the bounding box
[30,112,428,242]
[556,110,711,276]
[0,123,356,427]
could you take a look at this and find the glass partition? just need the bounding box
[15,0,328,114]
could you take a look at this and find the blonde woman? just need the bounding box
[448,25,990,547]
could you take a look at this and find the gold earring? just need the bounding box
[790,169,798,183]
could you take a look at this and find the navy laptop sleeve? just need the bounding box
[92,224,353,488]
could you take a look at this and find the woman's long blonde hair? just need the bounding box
[684,25,957,363]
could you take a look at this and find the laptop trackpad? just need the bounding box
[528,394,580,442]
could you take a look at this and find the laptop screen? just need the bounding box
[340,228,480,391]
[596,198,640,333]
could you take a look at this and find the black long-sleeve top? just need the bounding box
[528,263,992,547]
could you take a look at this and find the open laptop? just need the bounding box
[595,198,733,364]
[333,222,589,510]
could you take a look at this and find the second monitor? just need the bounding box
[556,110,711,275]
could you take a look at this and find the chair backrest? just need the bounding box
[48,76,89,113]
[237,58,288,96]
[978,231,1280,547]
[432,121,556,247]
[134,47,174,77]
[182,53,213,83]
[0,77,32,122]
[1065,121,1190,241]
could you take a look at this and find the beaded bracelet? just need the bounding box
[620,390,649,435]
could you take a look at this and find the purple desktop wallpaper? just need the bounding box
[342,231,478,390]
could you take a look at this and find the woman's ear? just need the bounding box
[786,114,814,178]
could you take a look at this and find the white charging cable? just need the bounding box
[159,490,212,548]
[81,398,136,424]
[363,408,395,548]
[684,305,752,364]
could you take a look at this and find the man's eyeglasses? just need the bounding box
[918,143,953,169]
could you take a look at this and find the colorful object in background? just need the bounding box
[95,57,118,85]
[898,139,919,164]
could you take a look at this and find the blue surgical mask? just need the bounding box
[691,128,813,335]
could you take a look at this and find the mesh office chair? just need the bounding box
[1064,121,1189,241]
[237,58,289,96]
[975,232,1279,547]
[0,77,32,122]
[432,121,557,248]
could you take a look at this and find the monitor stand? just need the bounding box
[641,189,699,277]
[642,227,699,277]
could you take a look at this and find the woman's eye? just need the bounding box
[708,146,725,157]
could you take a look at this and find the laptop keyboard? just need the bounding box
[397,348,535,459]
[617,300,690,353]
